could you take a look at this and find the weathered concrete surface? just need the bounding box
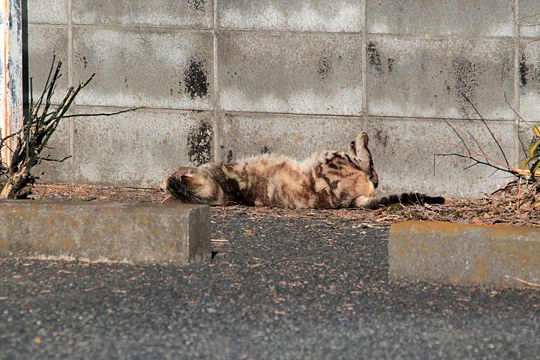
[72,0,212,28]
[69,108,213,187]
[366,0,514,36]
[72,27,213,110]
[218,114,364,161]
[37,109,214,187]
[519,40,540,122]
[218,0,363,32]
[0,200,211,264]
[366,36,515,120]
[27,0,67,24]
[365,117,515,198]
[389,221,540,288]
[520,0,540,38]
[27,25,69,103]
[218,32,363,115]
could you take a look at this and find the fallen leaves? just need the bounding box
[30,180,539,227]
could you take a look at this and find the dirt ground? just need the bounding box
[30,181,540,228]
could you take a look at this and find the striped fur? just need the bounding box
[161,132,444,209]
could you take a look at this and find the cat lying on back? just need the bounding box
[160,132,445,209]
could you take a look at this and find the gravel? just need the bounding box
[0,208,538,359]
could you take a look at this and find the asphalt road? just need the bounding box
[0,209,538,359]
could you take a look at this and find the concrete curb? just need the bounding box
[389,221,540,288]
[0,200,211,265]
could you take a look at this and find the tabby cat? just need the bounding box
[160,132,444,209]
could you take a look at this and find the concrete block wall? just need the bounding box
[26,0,540,197]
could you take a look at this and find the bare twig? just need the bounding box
[436,152,516,175]
[59,107,143,119]
[505,275,540,288]
[466,129,490,165]
[443,119,472,157]
[436,141,520,175]
[504,93,530,127]
[504,93,533,156]
[1,56,139,198]
[462,94,510,167]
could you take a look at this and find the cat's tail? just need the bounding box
[362,192,445,210]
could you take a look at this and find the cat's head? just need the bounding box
[349,132,379,189]
[160,165,226,205]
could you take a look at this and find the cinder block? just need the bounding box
[218,32,362,115]
[0,200,210,264]
[218,0,363,32]
[28,0,67,24]
[520,1,540,37]
[364,117,515,198]
[366,36,514,120]
[519,40,540,122]
[389,222,540,288]
[72,27,213,110]
[218,114,364,161]
[69,108,213,188]
[366,0,514,36]
[27,25,69,103]
[72,0,212,28]
[219,115,514,198]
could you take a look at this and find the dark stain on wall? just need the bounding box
[499,57,512,83]
[318,57,331,79]
[184,59,209,99]
[367,41,382,72]
[187,0,206,12]
[226,150,234,163]
[520,52,529,87]
[75,53,88,69]
[444,80,452,94]
[451,57,479,104]
[261,146,270,154]
[387,57,395,73]
[187,122,212,166]
[374,129,388,148]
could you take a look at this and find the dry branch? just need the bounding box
[0,56,139,199]
[436,95,540,214]
[505,275,540,288]
[437,96,539,179]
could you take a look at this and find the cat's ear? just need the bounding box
[356,132,369,148]
[180,172,208,188]
[180,173,196,184]
[349,140,357,156]
[168,168,195,182]
[350,132,370,157]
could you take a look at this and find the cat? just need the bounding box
[160,132,445,209]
